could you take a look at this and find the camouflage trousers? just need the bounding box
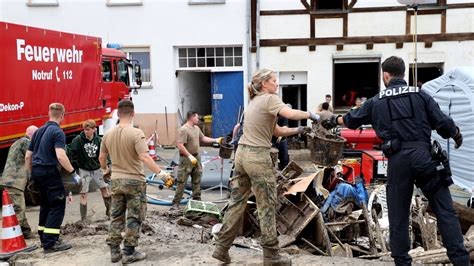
[7,187,31,233]
[215,144,279,250]
[173,155,202,203]
[106,179,146,247]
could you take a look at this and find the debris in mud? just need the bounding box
[61,221,108,237]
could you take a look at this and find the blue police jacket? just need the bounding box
[342,78,458,143]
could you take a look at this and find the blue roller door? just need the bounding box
[211,71,244,138]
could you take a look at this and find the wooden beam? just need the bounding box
[337,44,344,51]
[251,0,256,51]
[441,10,446,34]
[348,0,357,10]
[343,13,348,37]
[396,42,404,49]
[407,9,445,15]
[309,45,316,51]
[343,0,348,11]
[260,9,309,15]
[280,45,287,52]
[366,43,373,50]
[259,33,474,47]
[313,13,346,19]
[310,14,315,39]
[250,47,257,53]
[300,0,310,11]
[406,10,411,35]
[260,3,474,17]
[351,6,406,13]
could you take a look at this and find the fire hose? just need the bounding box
[145,174,192,206]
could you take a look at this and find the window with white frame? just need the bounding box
[123,47,151,87]
[178,46,242,68]
[26,0,58,6]
[106,0,142,6]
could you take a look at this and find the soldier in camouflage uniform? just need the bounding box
[1,126,38,239]
[99,100,171,264]
[170,111,221,211]
[212,69,319,265]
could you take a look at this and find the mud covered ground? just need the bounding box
[12,205,392,265]
[6,148,392,265]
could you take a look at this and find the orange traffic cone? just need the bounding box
[0,189,36,259]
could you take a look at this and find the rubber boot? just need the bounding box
[110,245,122,263]
[103,196,111,219]
[80,204,87,222]
[263,248,291,266]
[122,246,146,264]
[212,245,231,264]
[21,225,34,239]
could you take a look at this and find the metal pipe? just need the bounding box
[256,0,261,70]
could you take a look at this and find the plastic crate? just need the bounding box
[184,200,222,221]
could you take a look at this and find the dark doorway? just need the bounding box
[316,0,343,10]
[408,63,443,87]
[282,85,307,127]
[333,61,380,109]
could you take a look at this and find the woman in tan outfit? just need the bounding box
[212,69,320,265]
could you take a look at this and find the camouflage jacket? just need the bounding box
[1,137,30,191]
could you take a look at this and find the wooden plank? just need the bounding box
[372,211,387,252]
[301,237,327,256]
[362,203,378,254]
[318,212,333,256]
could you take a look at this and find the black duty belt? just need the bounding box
[401,141,430,150]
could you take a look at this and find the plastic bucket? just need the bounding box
[219,143,233,159]
[310,134,346,166]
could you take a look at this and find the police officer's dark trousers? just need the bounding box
[387,148,469,266]
[275,139,289,171]
[32,165,66,249]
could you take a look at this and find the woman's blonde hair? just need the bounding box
[247,69,274,99]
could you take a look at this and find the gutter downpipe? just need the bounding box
[245,0,252,106]
[256,0,261,70]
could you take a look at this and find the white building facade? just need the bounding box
[252,0,474,126]
[1,0,250,142]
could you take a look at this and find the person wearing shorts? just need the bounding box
[69,119,111,221]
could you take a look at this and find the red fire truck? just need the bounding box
[0,21,141,167]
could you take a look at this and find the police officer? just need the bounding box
[1,125,37,239]
[322,56,469,265]
[25,103,78,253]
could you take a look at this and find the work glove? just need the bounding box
[216,137,223,144]
[102,168,112,183]
[297,126,312,135]
[322,114,341,130]
[453,126,463,149]
[156,171,174,188]
[188,154,198,166]
[308,111,320,123]
[69,170,82,186]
